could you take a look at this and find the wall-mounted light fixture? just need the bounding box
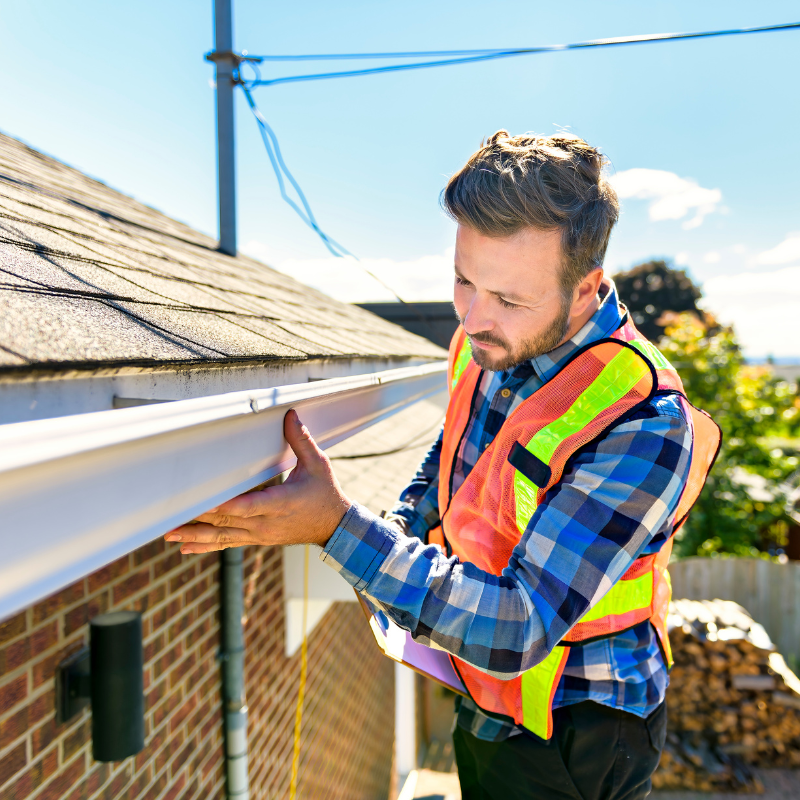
[56,610,145,762]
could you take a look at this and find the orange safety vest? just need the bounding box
[429,319,721,739]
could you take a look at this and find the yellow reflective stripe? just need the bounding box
[579,571,653,624]
[520,647,568,739]
[514,470,539,534]
[662,569,674,667]
[451,336,473,390]
[527,347,649,466]
[510,346,650,535]
[629,339,673,372]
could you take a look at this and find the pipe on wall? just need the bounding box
[221,547,249,799]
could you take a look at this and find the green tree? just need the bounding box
[659,313,800,557]
[613,259,702,340]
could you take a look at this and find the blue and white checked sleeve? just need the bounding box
[321,403,692,679]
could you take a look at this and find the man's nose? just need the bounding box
[462,294,495,336]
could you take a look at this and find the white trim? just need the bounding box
[395,663,418,789]
[0,361,446,622]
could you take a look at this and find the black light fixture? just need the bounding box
[57,610,145,761]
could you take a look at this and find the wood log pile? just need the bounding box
[652,599,800,793]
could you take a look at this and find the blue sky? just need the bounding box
[1,1,799,357]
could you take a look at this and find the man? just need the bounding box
[166,131,719,799]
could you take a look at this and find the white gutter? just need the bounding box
[0,361,446,622]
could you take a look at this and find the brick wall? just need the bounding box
[0,540,395,800]
[242,546,394,800]
[0,538,224,800]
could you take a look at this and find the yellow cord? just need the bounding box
[289,544,309,800]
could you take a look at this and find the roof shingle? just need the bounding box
[0,132,446,372]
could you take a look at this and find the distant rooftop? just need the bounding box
[0,132,444,374]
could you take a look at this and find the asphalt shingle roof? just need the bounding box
[0,132,446,372]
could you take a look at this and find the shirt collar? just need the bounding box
[525,277,624,383]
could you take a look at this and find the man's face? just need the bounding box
[453,225,573,372]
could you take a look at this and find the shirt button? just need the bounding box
[484,442,490,449]
[500,388,511,398]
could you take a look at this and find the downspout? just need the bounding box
[221,548,249,799]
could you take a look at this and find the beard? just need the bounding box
[458,296,572,372]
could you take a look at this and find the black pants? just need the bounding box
[453,701,666,800]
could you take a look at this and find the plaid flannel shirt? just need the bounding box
[321,280,692,741]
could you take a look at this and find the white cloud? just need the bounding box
[674,252,689,266]
[703,251,721,264]
[755,233,800,266]
[243,241,455,303]
[702,264,800,358]
[610,168,722,229]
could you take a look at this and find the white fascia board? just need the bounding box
[0,361,446,622]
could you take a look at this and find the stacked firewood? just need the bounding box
[652,599,800,792]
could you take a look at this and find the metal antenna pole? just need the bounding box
[213,0,237,256]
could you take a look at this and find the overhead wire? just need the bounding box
[244,21,800,87]
[238,74,447,340]
[233,20,799,333]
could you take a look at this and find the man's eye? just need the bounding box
[455,276,472,287]
[498,297,519,310]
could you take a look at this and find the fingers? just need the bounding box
[165,522,252,554]
[284,409,328,473]
[199,484,290,520]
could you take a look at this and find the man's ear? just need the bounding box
[571,267,604,317]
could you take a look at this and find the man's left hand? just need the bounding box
[164,409,351,554]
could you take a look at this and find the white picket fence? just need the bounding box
[669,557,800,665]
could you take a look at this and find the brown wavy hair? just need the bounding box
[442,130,619,295]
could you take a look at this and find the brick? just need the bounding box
[64,762,109,800]
[0,741,26,785]
[32,639,85,688]
[133,539,165,566]
[153,643,182,680]
[144,632,165,664]
[35,753,86,800]
[161,772,186,800]
[0,636,31,677]
[64,595,109,637]
[200,748,223,781]
[152,551,182,580]
[183,576,211,605]
[62,718,91,761]
[87,557,130,594]
[33,582,85,625]
[32,715,58,756]
[116,766,150,800]
[151,689,182,730]
[30,621,59,657]
[145,678,167,710]
[154,728,184,775]
[0,611,27,647]
[168,695,197,734]
[28,688,55,726]
[166,612,193,642]
[5,747,59,798]
[100,763,133,800]
[168,564,197,595]
[0,705,28,749]
[112,568,151,604]
[169,736,194,777]
[138,768,168,800]
[200,708,221,741]
[0,673,27,713]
